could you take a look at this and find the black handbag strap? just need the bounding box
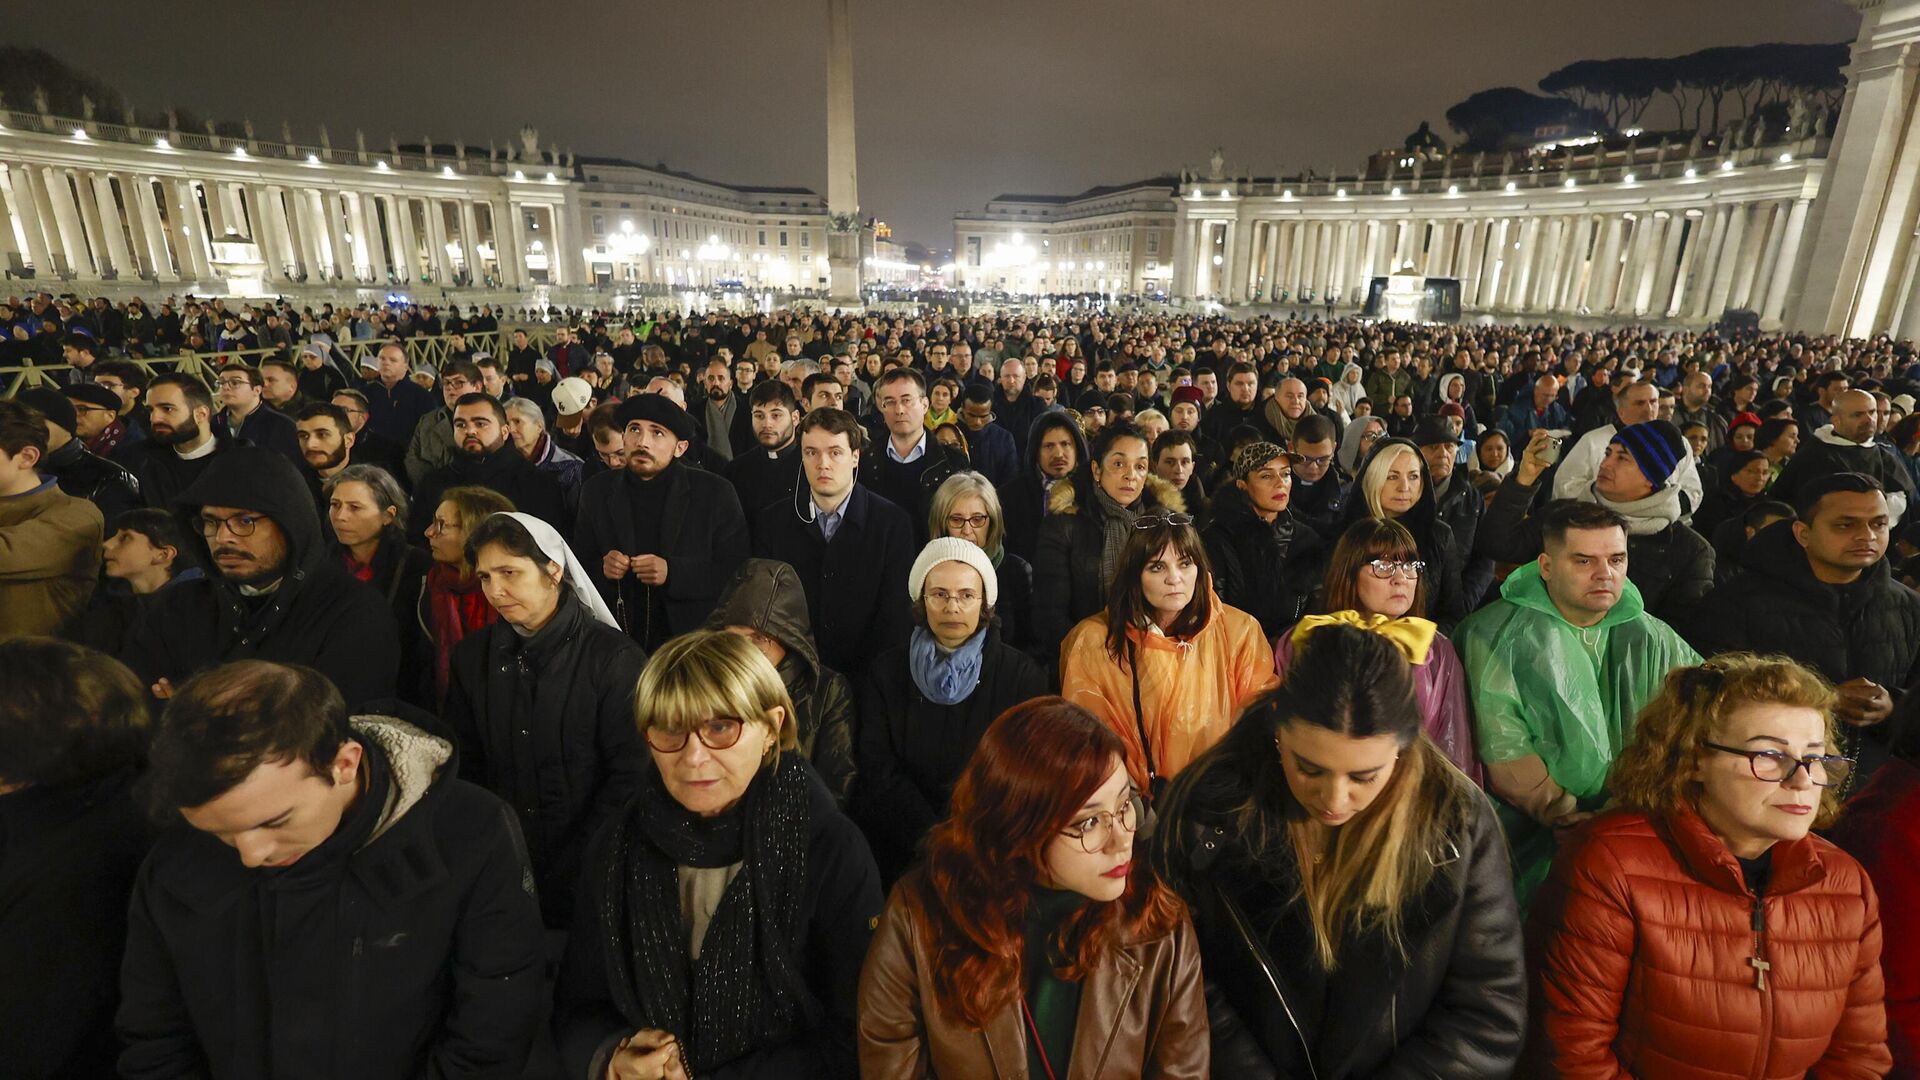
[1126,637,1160,786]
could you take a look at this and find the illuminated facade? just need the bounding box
[951,180,1179,295]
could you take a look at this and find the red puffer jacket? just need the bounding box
[1533,804,1891,1080]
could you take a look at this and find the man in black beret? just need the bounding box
[574,391,750,650]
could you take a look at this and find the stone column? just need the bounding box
[422,198,452,284]
[489,201,518,287]
[1614,215,1657,315]
[1682,206,1729,318]
[1631,213,1672,316]
[1505,217,1542,310]
[1746,201,1790,315]
[288,189,322,279]
[1555,216,1595,311]
[81,175,128,279]
[1704,203,1751,316]
[1728,202,1776,311]
[1588,215,1626,313]
[164,179,206,280]
[44,168,98,279]
[394,196,421,284]
[245,186,283,282]
[1224,212,1253,303]
[1169,211,1192,298]
[318,192,349,281]
[1457,220,1485,305]
[1476,219,1507,308]
[200,180,231,240]
[458,200,481,284]
[1423,220,1449,277]
[5,166,57,279]
[1761,198,1814,326]
[0,175,23,270]
[349,194,381,282]
[1649,212,1689,316]
[1530,217,1567,311]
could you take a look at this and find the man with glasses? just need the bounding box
[1282,413,1344,534]
[214,365,301,466]
[86,360,151,459]
[1456,500,1698,905]
[403,358,483,486]
[1700,472,1920,789]
[120,446,399,705]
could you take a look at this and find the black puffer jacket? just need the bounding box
[1337,438,1470,626]
[1200,487,1325,639]
[1158,777,1525,1079]
[444,590,649,928]
[43,436,141,526]
[1699,519,1920,694]
[1033,472,1187,650]
[116,716,547,1079]
[705,558,858,804]
[1475,470,1716,629]
[853,625,1048,883]
[120,447,400,706]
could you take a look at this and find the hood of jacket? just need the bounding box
[1048,470,1186,517]
[172,445,327,582]
[1736,516,1894,601]
[1024,410,1090,478]
[1337,416,1382,474]
[1496,559,1646,630]
[704,557,825,688]
[351,713,454,846]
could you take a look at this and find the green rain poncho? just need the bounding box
[1454,562,1699,906]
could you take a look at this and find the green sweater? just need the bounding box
[1022,886,1087,1078]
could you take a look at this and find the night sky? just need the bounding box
[26,0,1861,251]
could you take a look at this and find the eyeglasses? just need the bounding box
[645,717,746,754]
[1133,512,1196,529]
[1366,559,1425,579]
[215,377,252,389]
[947,513,990,531]
[1060,792,1146,854]
[1703,742,1854,788]
[925,587,981,608]
[1295,454,1333,467]
[199,511,265,538]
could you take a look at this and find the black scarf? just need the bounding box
[595,754,815,1072]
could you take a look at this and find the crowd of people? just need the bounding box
[3,288,1918,1078]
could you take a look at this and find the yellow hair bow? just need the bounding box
[1291,610,1437,665]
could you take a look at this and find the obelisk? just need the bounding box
[826,0,864,306]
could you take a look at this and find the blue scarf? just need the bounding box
[908,625,987,706]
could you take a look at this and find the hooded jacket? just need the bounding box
[1533,804,1890,1079]
[444,589,650,927]
[1033,473,1187,652]
[116,715,548,1080]
[1059,591,1279,781]
[1200,487,1325,639]
[1002,412,1089,564]
[853,624,1047,882]
[1331,362,1366,419]
[1699,519,1920,714]
[0,476,103,640]
[120,446,400,706]
[705,558,858,804]
[1454,564,1698,906]
[1338,437,1470,626]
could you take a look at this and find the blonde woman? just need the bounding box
[1335,436,1468,624]
[1152,623,1525,1077]
[556,630,884,1080]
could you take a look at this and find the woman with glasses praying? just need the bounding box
[929,471,1034,651]
[1152,623,1523,1077]
[557,629,883,1080]
[1530,654,1890,1078]
[1059,515,1277,786]
[858,697,1209,1079]
[1275,519,1484,785]
[854,538,1047,883]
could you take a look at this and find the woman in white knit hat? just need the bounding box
[852,537,1048,883]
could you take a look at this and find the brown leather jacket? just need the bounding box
[857,876,1211,1079]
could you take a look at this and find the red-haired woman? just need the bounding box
[857,697,1209,1078]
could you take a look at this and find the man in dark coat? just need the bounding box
[1697,473,1920,786]
[1771,389,1918,526]
[359,342,438,445]
[705,558,858,803]
[1287,413,1346,536]
[755,409,914,681]
[989,359,1048,458]
[575,394,751,651]
[724,380,803,537]
[958,383,1020,489]
[1201,443,1326,639]
[860,368,966,545]
[127,374,242,511]
[1002,410,1087,564]
[117,662,546,1079]
[119,446,400,706]
[407,394,569,539]
[1416,415,1496,609]
[17,386,141,526]
[214,365,302,466]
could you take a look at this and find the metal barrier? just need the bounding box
[0,325,564,397]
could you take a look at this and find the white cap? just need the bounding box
[908,537,999,607]
[551,376,594,417]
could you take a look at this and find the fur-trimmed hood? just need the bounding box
[1048,472,1187,517]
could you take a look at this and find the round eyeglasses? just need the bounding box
[1059,793,1146,854]
[1702,743,1854,788]
[644,717,746,754]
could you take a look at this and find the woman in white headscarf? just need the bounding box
[442,511,650,929]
